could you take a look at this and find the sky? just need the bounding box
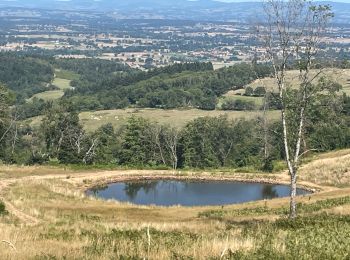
[218,0,350,2]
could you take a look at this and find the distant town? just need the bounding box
[1,8,350,69]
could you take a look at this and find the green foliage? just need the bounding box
[261,157,274,172]
[0,53,54,100]
[180,117,261,168]
[63,62,270,111]
[221,99,256,111]
[253,86,266,97]
[119,117,154,166]
[91,124,120,164]
[244,86,254,96]
[54,69,80,81]
[40,104,97,164]
[0,200,7,215]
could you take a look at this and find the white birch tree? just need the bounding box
[259,0,333,218]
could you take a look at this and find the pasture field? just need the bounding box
[52,77,72,90]
[29,77,72,101]
[29,69,76,101]
[54,69,80,81]
[0,149,349,259]
[79,108,280,131]
[218,93,264,109]
[30,90,65,101]
[28,108,280,131]
[244,68,350,94]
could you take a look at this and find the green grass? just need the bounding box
[29,76,73,101]
[218,95,264,109]
[31,90,65,101]
[52,78,72,90]
[55,69,80,81]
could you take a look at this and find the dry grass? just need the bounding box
[245,68,350,95]
[0,176,258,259]
[79,108,280,131]
[30,90,64,101]
[27,108,280,131]
[0,150,350,259]
[299,149,350,187]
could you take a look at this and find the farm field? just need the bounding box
[0,149,349,259]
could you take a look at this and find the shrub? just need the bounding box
[0,200,7,215]
[221,99,256,111]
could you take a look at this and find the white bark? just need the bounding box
[261,0,332,218]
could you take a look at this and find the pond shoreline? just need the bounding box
[82,173,320,196]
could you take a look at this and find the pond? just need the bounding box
[87,180,311,206]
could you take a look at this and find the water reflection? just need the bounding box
[87,180,310,206]
[124,181,158,200]
[261,185,278,199]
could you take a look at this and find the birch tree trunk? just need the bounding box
[259,0,333,218]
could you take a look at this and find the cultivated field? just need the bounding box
[0,149,349,259]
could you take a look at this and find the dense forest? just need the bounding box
[62,60,268,111]
[0,54,271,115]
[0,54,55,101]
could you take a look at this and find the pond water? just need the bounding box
[87,180,310,206]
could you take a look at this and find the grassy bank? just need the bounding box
[0,150,349,259]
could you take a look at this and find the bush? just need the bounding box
[221,99,256,111]
[253,86,266,97]
[0,200,7,215]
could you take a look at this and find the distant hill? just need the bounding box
[0,0,349,23]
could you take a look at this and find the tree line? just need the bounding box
[0,89,349,170]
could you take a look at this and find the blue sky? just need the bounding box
[218,0,350,2]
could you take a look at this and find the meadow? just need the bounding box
[245,68,350,94]
[27,108,280,132]
[0,149,349,259]
[79,108,280,131]
[29,69,78,101]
